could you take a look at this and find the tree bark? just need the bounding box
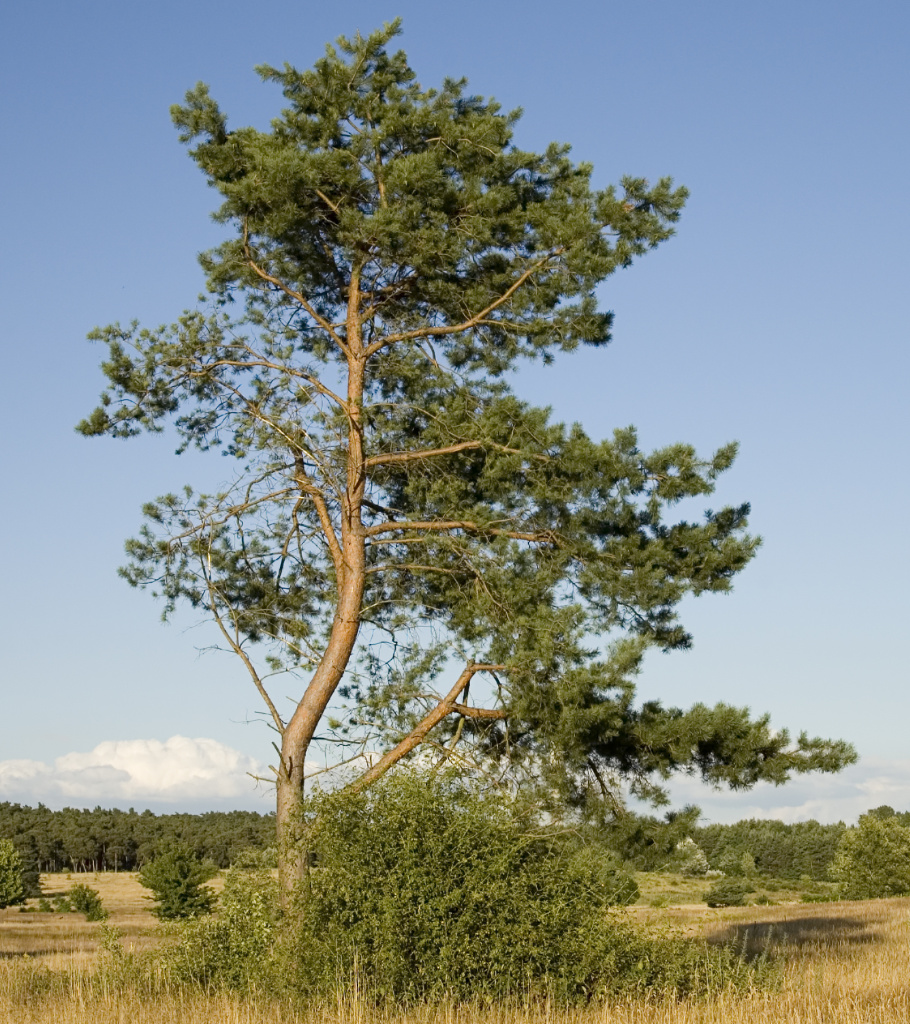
[276,272,368,906]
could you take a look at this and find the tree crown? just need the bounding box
[79,23,854,826]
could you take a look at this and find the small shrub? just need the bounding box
[801,890,840,903]
[0,840,25,908]
[139,846,218,920]
[704,877,752,907]
[165,869,279,989]
[36,885,108,920]
[68,883,109,921]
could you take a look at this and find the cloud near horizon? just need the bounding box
[1,739,909,823]
[0,737,272,808]
[658,758,910,825]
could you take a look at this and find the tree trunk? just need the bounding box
[276,743,308,903]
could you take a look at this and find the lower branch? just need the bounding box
[347,662,506,792]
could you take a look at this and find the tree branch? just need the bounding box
[199,540,286,735]
[242,227,350,355]
[365,520,558,544]
[294,455,344,582]
[362,254,561,357]
[364,440,487,468]
[451,703,508,720]
[347,663,507,792]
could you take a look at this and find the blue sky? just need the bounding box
[1,0,907,822]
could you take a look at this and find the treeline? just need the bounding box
[606,805,910,881]
[693,819,846,879]
[0,802,274,873]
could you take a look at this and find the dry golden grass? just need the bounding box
[2,881,909,1023]
[0,872,158,969]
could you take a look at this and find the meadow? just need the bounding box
[1,872,909,1023]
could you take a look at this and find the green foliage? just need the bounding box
[601,807,703,871]
[695,818,846,880]
[156,773,769,1002]
[704,877,753,908]
[669,837,709,877]
[165,870,279,989]
[230,846,278,870]
[11,836,41,898]
[0,839,25,908]
[37,884,108,920]
[830,814,910,900]
[274,773,764,1002]
[0,800,274,873]
[77,21,855,827]
[68,883,109,921]
[138,845,218,920]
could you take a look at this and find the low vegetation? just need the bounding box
[3,878,910,1023]
[4,787,910,1019]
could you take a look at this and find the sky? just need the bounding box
[0,0,907,824]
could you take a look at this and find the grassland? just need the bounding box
[1,873,909,1023]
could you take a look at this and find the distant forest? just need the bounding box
[0,802,274,873]
[1,800,907,882]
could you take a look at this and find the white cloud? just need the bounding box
[655,758,910,825]
[4,741,906,825]
[0,737,270,807]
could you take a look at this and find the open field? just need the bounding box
[1,874,909,1022]
[0,872,227,969]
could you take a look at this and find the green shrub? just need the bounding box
[0,839,25,908]
[230,846,278,870]
[830,814,910,900]
[68,883,108,921]
[704,877,752,907]
[36,884,108,920]
[277,774,755,1003]
[138,846,218,920]
[165,869,278,989]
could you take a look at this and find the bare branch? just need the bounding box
[365,440,486,469]
[451,703,508,720]
[200,538,286,735]
[294,454,344,582]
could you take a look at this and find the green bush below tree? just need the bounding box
[157,774,773,1003]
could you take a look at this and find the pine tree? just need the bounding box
[138,845,218,920]
[79,22,855,899]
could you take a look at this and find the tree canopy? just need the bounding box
[79,21,855,894]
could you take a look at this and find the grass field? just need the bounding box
[1,873,909,1022]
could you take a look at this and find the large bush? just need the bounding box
[0,839,25,908]
[830,814,910,900]
[704,877,752,907]
[279,774,757,1002]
